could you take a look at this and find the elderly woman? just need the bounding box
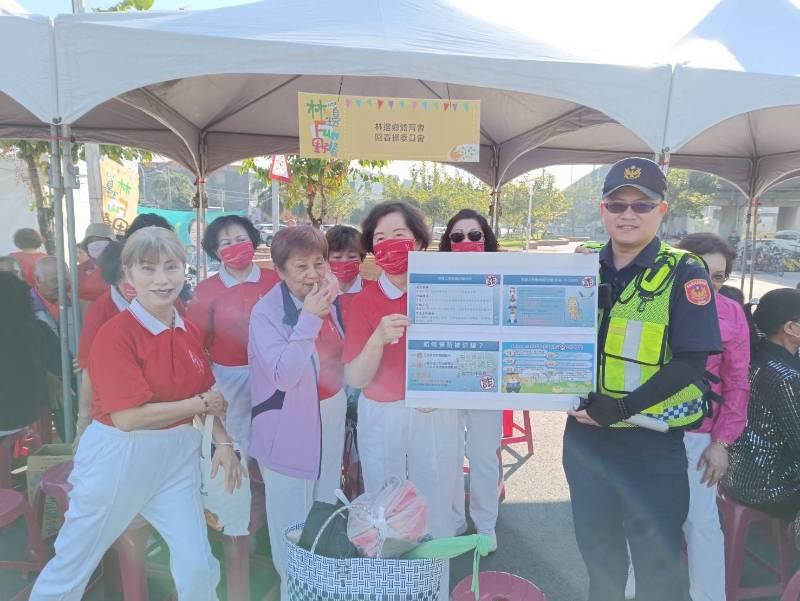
[439,208,502,552]
[724,288,800,548]
[187,215,279,458]
[342,201,458,601]
[30,227,243,601]
[248,226,345,600]
[675,233,750,601]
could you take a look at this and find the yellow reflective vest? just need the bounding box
[590,241,708,430]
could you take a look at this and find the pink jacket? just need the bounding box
[695,292,750,444]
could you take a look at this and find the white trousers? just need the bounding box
[211,363,252,459]
[260,389,347,601]
[316,389,348,504]
[30,421,220,601]
[683,431,726,601]
[357,396,459,601]
[451,409,503,535]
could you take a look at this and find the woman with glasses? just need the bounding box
[723,288,800,549]
[675,233,750,601]
[439,209,501,553]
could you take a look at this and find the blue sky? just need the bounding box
[20,0,247,16]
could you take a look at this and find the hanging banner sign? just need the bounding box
[269,154,292,182]
[298,92,480,162]
[99,158,140,237]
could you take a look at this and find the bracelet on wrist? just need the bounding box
[713,440,730,450]
[198,393,209,414]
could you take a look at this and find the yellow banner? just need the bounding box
[99,158,140,237]
[298,93,480,162]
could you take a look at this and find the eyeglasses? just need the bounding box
[602,201,661,214]
[710,272,730,284]
[450,230,483,243]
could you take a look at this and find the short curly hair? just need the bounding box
[359,201,430,253]
[13,228,43,250]
[201,215,261,261]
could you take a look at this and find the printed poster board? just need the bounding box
[100,157,140,237]
[298,92,480,162]
[405,252,600,411]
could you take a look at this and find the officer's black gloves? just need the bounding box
[582,392,631,426]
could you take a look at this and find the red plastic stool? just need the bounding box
[34,460,161,601]
[501,410,534,455]
[1,429,30,488]
[452,571,548,600]
[718,489,795,600]
[782,570,800,601]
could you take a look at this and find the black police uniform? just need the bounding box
[563,236,722,601]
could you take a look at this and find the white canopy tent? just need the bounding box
[51,0,672,198]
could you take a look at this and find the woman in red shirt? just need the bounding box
[31,227,243,601]
[439,209,502,553]
[342,201,458,601]
[187,215,280,458]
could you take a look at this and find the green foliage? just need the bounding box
[94,0,154,11]
[380,162,491,228]
[143,168,196,210]
[500,171,572,238]
[241,157,388,227]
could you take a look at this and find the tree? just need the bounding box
[241,157,387,228]
[499,171,572,239]
[95,0,154,11]
[143,168,196,210]
[663,169,721,235]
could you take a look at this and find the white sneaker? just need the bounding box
[479,529,498,553]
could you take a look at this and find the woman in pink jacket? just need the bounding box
[677,233,750,601]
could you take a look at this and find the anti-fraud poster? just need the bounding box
[405,252,599,411]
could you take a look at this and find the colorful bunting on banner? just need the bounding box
[444,102,450,112]
[412,100,418,109]
[377,99,384,110]
[422,100,429,110]
[388,100,394,109]
[355,99,362,108]
[345,98,352,108]
[340,97,474,113]
[400,100,406,109]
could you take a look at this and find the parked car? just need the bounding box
[774,230,800,242]
[255,222,286,246]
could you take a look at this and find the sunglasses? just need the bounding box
[710,272,729,284]
[450,230,483,243]
[603,201,661,214]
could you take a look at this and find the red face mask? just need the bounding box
[373,238,415,275]
[329,259,361,283]
[121,282,137,301]
[451,240,485,252]
[219,240,255,270]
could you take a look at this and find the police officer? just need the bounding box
[564,158,721,601]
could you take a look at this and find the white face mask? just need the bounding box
[87,240,111,261]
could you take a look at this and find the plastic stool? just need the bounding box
[0,488,47,571]
[782,571,800,601]
[501,410,534,455]
[452,571,548,600]
[718,489,795,600]
[0,430,29,488]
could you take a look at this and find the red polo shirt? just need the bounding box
[78,260,109,302]
[186,266,280,366]
[78,287,128,368]
[9,251,47,287]
[89,301,214,427]
[316,312,345,400]
[342,275,406,402]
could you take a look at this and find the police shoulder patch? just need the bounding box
[684,278,711,306]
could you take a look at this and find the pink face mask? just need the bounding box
[219,240,255,270]
[451,240,485,252]
[373,238,415,275]
[329,259,361,283]
[87,240,110,261]
[121,282,137,301]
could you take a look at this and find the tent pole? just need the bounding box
[748,198,759,301]
[49,122,74,443]
[196,177,207,281]
[61,125,82,339]
[740,197,753,292]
